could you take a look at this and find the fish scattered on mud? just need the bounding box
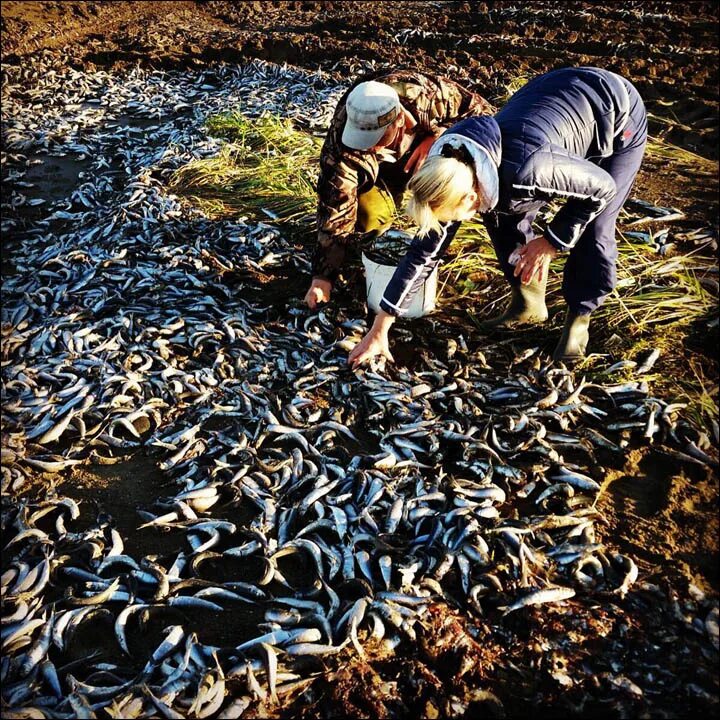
[2,55,718,718]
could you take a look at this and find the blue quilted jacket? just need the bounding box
[380,66,639,317]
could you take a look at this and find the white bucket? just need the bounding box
[362,238,438,319]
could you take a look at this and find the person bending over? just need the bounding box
[348,66,647,366]
[305,70,493,309]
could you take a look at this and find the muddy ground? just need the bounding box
[2,1,718,163]
[2,2,719,718]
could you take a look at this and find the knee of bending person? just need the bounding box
[598,265,617,296]
[356,186,395,234]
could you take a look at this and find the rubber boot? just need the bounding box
[481,275,549,329]
[553,310,591,363]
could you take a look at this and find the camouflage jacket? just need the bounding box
[312,70,495,282]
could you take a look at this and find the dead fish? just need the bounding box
[636,348,661,374]
[705,607,719,648]
[611,554,638,598]
[140,625,185,678]
[501,586,576,616]
[283,638,350,656]
[549,466,601,493]
[599,360,637,374]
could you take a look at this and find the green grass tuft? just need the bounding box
[170,112,321,226]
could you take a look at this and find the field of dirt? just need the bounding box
[2,0,718,224]
[2,2,718,718]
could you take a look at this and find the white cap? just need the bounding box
[342,81,401,150]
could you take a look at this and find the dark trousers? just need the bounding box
[486,92,647,315]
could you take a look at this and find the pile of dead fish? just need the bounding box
[2,56,718,719]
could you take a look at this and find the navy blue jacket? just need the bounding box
[380,67,636,317]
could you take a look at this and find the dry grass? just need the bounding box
[645,136,718,170]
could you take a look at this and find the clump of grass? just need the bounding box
[645,136,717,171]
[496,70,532,105]
[169,112,321,225]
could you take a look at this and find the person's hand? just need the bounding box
[404,135,437,175]
[514,235,558,284]
[347,329,394,368]
[304,278,332,309]
[347,311,396,368]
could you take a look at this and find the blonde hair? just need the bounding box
[405,156,476,236]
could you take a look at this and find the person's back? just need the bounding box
[496,66,635,165]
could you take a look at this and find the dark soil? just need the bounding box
[2,2,718,154]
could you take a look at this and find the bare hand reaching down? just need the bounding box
[514,235,558,284]
[347,310,396,368]
[304,278,332,309]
